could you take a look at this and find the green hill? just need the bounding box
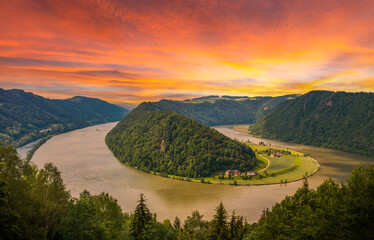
[250,91,374,156]
[105,104,256,178]
[0,88,129,146]
[141,94,299,126]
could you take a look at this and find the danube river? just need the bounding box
[31,122,373,222]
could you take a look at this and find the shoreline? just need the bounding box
[18,121,120,160]
[27,121,321,187]
[108,140,320,186]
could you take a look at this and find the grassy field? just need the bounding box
[246,142,304,156]
[147,125,319,186]
[232,124,250,134]
[151,144,320,186]
[190,155,319,185]
[252,155,268,171]
[265,155,294,172]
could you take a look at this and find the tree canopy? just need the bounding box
[250,91,374,157]
[140,94,299,126]
[106,105,256,177]
[0,141,373,239]
[0,88,128,147]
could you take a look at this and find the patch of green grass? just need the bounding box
[266,155,294,172]
[149,142,320,186]
[246,142,304,156]
[253,154,268,171]
[197,155,319,185]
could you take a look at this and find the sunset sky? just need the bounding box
[1,0,374,103]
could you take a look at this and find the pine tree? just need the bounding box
[229,211,237,239]
[173,216,181,230]
[208,201,229,240]
[229,211,246,240]
[130,193,152,239]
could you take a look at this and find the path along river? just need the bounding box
[30,122,373,222]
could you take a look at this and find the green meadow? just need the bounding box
[152,141,320,186]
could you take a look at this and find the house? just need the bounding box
[270,149,282,157]
[225,169,241,176]
[246,171,258,176]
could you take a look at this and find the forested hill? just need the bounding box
[250,90,374,157]
[140,94,299,126]
[106,104,256,178]
[0,88,129,146]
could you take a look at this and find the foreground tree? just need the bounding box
[182,210,209,240]
[245,166,374,240]
[63,190,126,240]
[33,163,71,240]
[345,165,374,239]
[229,211,246,240]
[0,181,25,239]
[131,193,152,239]
[209,201,229,240]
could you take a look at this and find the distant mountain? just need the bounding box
[106,103,256,178]
[0,88,129,146]
[250,91,374,157]
[114,102,138,110]
[139,94,299,126]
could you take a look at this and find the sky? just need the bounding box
[1,0,374,103]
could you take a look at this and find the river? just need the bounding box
[17,139,41,159]
[31,122,373,222]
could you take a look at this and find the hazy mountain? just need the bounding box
[0,88,129,146]
[250,90,374,156]
[114,102,138,110]
[106,103,256,178]
[141,94,300,126]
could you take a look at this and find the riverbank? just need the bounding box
[25,135,53,160]
[31,122,373,222]
[144,141,320,186]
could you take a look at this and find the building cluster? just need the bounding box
[269,149,282,157]
[225,169,258,177]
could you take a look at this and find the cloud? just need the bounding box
[0,0,374,101]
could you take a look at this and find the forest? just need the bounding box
[0,88,128,147]
[1,142,373,240]
[250,91,374,157]
[106,104,256,178]
[141,94,299,126]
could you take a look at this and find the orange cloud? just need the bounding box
[0,0,374,102]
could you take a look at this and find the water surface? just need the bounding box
[32,122,373,222]
[17,139,40,159]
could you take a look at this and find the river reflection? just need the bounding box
[31,122,373,222]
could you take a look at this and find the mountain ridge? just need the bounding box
[0,88,129,146]
[249,90,374,157]
[139,94,300,126]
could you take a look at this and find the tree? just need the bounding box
[229,211,246,239]
[33,163,71,240]
[208,201,229,240]
[173,216,181,230]
[183,210,209,240]
[345,165,374,239]
[131,193,152,239]
[63,190,126,240]
[0,181,25,239]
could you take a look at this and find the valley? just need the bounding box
[29,122,373,222]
